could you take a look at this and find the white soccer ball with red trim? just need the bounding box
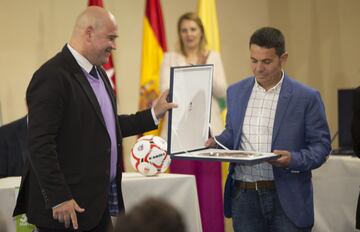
[130,135,170,176]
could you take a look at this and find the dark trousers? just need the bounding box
[36,208,112,232]
[231,184,312,232]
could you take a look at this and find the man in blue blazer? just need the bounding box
[207,27,331,231]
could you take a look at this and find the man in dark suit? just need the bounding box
[352,86,360,229]
[13,6,175,232]
[0,116,27,178]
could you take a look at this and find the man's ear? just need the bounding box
[280,52,288,66]
[85,26,94,42]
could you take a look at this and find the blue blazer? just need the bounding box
[217,74,331,228]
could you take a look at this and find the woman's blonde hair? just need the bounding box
[177,12,207,56]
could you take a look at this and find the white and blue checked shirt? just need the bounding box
[233,72,284,182]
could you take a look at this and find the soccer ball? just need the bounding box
[130,135,170,176]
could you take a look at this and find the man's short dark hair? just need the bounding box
[249,27,285,56]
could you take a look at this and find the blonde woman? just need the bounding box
[160,12,227,138]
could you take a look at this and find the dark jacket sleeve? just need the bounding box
[352,87,360,157]
[118,109,157,137]
[98,65,157,138]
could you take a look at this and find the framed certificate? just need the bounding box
[167,65,279,164]
[167,64,213,155]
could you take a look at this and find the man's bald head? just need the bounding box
[69,6,118,65]
[71,6,115,39]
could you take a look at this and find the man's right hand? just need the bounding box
[205,137,217,148]
[52,199,85,229]
[153,89,178,120]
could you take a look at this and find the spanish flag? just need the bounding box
[139,0,167,135]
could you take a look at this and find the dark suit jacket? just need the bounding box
[352,86,360,229]
[0,116,27,178]
[13,45,157,230]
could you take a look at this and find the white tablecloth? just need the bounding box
[0,176,20,232]
[313,155,360,232]
[121,172,202,232]
[0,173,202,232]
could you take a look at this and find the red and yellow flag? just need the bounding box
[139,0,167,135]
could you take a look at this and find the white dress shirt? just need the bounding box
[234,72,284,182]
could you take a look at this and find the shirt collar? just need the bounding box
[67,43,93,73]
[254,70,284,92]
